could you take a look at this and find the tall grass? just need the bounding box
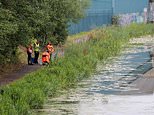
[0,23,154,115]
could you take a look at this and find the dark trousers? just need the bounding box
[27,53,32,64]
[34,51,39,64]
[50,53,52,61]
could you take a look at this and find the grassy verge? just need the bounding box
[0,23,154,115]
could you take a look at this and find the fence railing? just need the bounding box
[69,9,112,34]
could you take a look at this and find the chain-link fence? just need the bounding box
[69,0,113,34]
[68,0,149,34]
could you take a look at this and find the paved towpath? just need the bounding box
[131,67,154,94]
[143,67,154,78]
[131,53,154,94]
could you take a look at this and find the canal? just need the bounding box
[37,36,154,115]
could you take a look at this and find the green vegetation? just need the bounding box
[0,0,89,65]
[0,24,154,115]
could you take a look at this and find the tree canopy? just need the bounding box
[0,0,89,64]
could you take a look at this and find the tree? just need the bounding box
[0,0,89,64]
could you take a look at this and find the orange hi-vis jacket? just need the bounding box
[42,52,50,63]
[47,44,54,54]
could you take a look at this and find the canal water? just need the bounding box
[37,37,154,115]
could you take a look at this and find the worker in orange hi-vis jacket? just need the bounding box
[42,51,50,65]
[46,42,55,61]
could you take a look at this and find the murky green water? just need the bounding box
[36,37,154,115]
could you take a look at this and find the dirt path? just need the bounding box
[0,46,65,86]
[0,64,42,86]
[0,35,91,87]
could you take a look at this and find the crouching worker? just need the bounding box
[42,51,50,65]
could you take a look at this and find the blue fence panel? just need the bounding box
[68,0,149,34]
[114,0,148,14]
[69,0,113,34]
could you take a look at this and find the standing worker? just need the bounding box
[27,44,33,65]
[47,42,55,61]
[34,40,40,64]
